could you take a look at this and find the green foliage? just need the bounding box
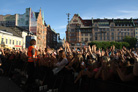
[88,41,130,50]
[123,36,137,48]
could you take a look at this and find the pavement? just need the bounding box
[0,77,24,92]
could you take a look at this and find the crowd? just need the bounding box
[0,40,138,92]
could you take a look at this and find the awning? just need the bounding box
[15,45,22,47]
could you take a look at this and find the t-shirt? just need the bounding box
[53,58,68,75]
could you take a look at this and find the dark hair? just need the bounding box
[30,39,36,46]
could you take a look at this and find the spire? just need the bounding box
[92,17,93,24]
[40,7,41,11]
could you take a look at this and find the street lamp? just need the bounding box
[66,13,70,42]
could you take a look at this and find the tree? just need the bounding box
[88,41,130,50]
[123,36,137,48]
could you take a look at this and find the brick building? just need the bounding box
[34,9,47,49]
[66,14,136,47]
[46,25,57,49]
[0,8,47,49]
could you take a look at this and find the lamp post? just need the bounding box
[66,13,70,43]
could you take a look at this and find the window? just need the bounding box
[2,38,4,42]
[112,37,114,40]
[90,38,92,41]
[19,41,21,45]
[107,36,109,40]
[131,33,133,36]
[76,43,80,46]
[112,32,114,35]
[111,24,114,27]
[95,37,97,40]
[26,21,28,25]
[128,33,129,35]
[6,39,8,44]
[100,36,102,40]
[16,41,18,45]
[94,28,98,31]
[131,29,133,31]
[85,38,88,41]
[81,34,83,36]
[71,29,74,32]
[124,29,126,31]
[95,32,98,35]
[107,33,109,36]
[127,29,129,31]
[82,42,85,46]
[111,29,114,31]
[118,37,120,40]
[81,38,83,41]
[13,40,14,45]
[85,33,88,36]
[90,34,92,36]
[10,39,11,44]
[107,29,109,31]
[118,32,120,35]
[121,29,123,31]
[104,36,105,40]
[121,33,123,35]
[118,29,119,31]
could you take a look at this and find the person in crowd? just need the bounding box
[26,39,37,87]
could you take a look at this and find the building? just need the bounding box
[57,33,64,49]
[66,14,136,47]
[0,8,47,49]
[134,19,138,47]
[35,9,47,50]
[0,26,24,50]
[46,25,57,49]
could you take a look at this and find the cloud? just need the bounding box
[119,10,136,13]
[80,10,138,19]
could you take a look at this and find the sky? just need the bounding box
[1,0,138,39]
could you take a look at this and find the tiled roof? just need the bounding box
[83,20,92,26]
[73,14,138,27]
[0,26,22,37]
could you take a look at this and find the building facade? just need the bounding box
[35,9,47,50]
[0,27,23,50]
[0,8,47,49]
[66,14,136,47]
[46,25,57,49]
[134,19,138,47]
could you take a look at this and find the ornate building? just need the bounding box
[66,14,136,47]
